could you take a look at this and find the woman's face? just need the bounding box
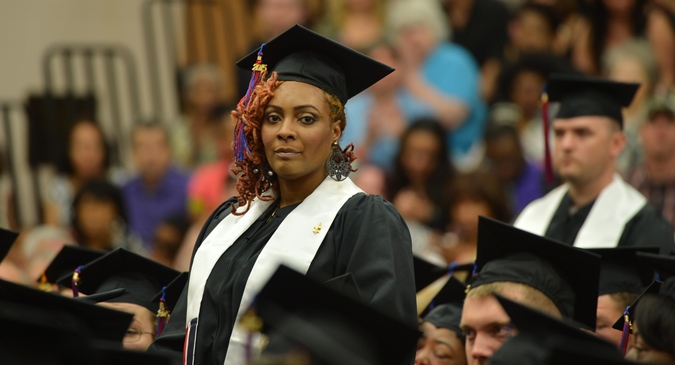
[76,196,118,244]
[626,323,675,363]
[262,81,341,187]
[450,199,492,242]
[400,130,441,185]
[98,302,156,352]
[416,322,467,365]
[69,122,106,179]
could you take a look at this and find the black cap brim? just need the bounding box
[55,248,181,312]
[413,256,473,292]
[586,247,660,296]
[420,276,467,318]
[611,280,662,332]
[0,228,19,263]
[0,278,132,343]
[473,216,601,330]
[39,244,106,284]
[636,252,675,281]
[236,24,393,104]
[250,265,420,365]
[151,271,189,312]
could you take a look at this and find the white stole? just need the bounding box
[514,174,647,248]
[185,177,363,365]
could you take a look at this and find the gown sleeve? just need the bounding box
[325,194,418,327]
[146,198,237,363]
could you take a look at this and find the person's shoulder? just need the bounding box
[339,193,401,218]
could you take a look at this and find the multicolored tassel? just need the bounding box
[240,308,263,363]
[157,286,170,336]
[541,89,554,183]
[38,273,53,292]
[234,44,267,162]
[619,306,631,355]
[71,265,83,298]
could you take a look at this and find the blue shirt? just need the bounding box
[122,167,190,249]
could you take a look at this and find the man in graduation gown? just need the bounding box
[514,74,674,254]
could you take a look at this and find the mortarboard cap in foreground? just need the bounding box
[490,294,624,365]
[413,256,474,292]
[236,24,394,105]
[471,216,601,330]
[39,244,106,285]
[0,278,132,343]
[636,252,675,282]
[586,247,659,296]
[0,227,19,263]
[612,280,662,333]
[56,248,180,313]
[247,265,420,365]
[546,74,639,127]
[151,271,188,314]
[422,304,465,342]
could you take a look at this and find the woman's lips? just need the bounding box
[274,148,300,158]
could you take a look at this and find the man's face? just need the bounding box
[552,116,624,186]
[595,294,625,348]
[640,112,675,161]
[460,295,514,365]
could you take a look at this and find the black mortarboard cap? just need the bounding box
[471,216,601,330]
[39,244,106,284]
[547,73,639,127]
[0,278,132,343]
[236,25,394,105]
[587,247,659,296]
[422,304,465,342]
[420,275,467,318]
[413,256,474,292]
[151,271,188,313]
[248,265,420,365]
[636,252,675,282]
[0,227,19,263]
[56,248,180,312]
[612,280,662,332]
[490,295,624,365]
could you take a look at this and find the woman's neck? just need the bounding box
[277,173,328,207]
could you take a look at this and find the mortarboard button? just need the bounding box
[236,24,394,106]
[471,216,601,330]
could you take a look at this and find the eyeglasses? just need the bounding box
[124,328,155,342]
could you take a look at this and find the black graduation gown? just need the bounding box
[544,194,675,254]
[148,193,418,365]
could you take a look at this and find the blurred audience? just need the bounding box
[442,0,510,102]
[626,100,675,227]
[342,41,413,174]
[572,0,648,75]
[172,64,224,169]
[646,1,675,96]
[387,118,454,232]
[150,215,191,268]
[386,0,487,170]
[603,40,658,174]
[122,122,189,250]
[43,119,114,227]
[483,123,544,215]
[187,105,237,222]
[316,0,384,51]
[72,180,143,253]
[440,170,511,265]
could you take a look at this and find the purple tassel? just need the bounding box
[234,44,267,162]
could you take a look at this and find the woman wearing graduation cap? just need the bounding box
[148,25,418,365]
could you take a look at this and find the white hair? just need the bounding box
[385,0,451,45]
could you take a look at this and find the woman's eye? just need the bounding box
[266,114,281,123]
[299,115,316,124]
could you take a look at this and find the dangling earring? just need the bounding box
[326,141,351,181]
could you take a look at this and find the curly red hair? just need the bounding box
[230,71,356,215]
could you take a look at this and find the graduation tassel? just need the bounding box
[71,265,83,298]
[619,306,631,355]
[234,44,267,162]
[541,88,554,183]
[240,307,263,364]
[157,286,170,336]
[38,273,53,292]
